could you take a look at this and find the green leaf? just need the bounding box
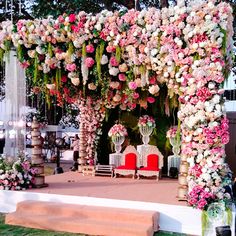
[115,46,121,63]
[201,210,208,236]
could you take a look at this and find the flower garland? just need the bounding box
[108,124,128,138]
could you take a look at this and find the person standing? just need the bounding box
[71,134,79,171]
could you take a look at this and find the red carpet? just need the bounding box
[6,200,159,236]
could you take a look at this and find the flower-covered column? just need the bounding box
[177,1,233,208]
[77,97,105,167]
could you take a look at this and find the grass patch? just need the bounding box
[0,213,186,236]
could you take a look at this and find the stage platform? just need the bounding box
[0,171,205,235]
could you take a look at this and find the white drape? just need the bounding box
[4,50,26,157]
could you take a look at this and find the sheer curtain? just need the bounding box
[4,50,26,157]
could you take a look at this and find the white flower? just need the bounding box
[148,85,160,95]
[71,78,80,86]
[212,94,220,104]
[109,67,119,76]
[151,49,158,57]
[101,55,108,65]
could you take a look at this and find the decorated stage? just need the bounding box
[0,172,204,235]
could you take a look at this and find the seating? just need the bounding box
[137,146,164,181]
[114,145,139,179]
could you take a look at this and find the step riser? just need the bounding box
[6,201,159,236]
[17,202,155,224]
[6,214,153,236]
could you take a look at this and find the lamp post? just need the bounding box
[53,137,64,174]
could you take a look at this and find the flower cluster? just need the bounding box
[77,97,105,160]
[138,115,156,128]
[166,126,178,139]
[0,156,37,190]
[188,185,215,210]
[108,124,128,138]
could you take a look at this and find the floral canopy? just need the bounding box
[0,0,234,209]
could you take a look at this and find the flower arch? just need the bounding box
[0,0,233,209]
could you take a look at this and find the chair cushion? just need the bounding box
[147,154,159,169]
[139,166,159,171]
[116,165,136,170]
[124,153,137,169]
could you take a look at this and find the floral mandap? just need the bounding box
[0,0,234,210]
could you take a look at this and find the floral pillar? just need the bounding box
[77,97,105,169]
[176,2,233,208]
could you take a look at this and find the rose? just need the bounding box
[71,77,80,86]
[110,57,119,67]
[86,44,95,53]
[221,134,229,145]
[128,81,137,90]
[148,85,160,95]
[106,45,116,53]
[113,94,122,102]
[88,83,97,90]
[118,73,126,81]
[69,14,76,23]
[66,63,76,72]
[85,57,95,68]
[119,63,128,72]
[109,67,119,76]
[147,97,155,103]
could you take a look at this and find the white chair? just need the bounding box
[137,145,164,181]
[114,145,139,179]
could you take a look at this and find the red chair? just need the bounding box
[137,154,160,180]
[114,146,138,179]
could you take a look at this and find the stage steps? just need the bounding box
[5,200,159,236]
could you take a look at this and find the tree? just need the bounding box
[0,0,33,22]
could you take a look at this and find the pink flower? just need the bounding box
[106,46,116,53]
[61,75,67,83]
[20,61,30,69]
[147,97,155,103]
[221,134,229,144]
[133,92,139,99]
[69,14,76,23]
[110,57,119,67]
[118,73,126,81]
[119,63,128,72]
[66,63,76,72]
[128,81,137,90]
[58,15,64,23]
[149,76,156,85]
[86,44,95,53]
[85,57,95,68]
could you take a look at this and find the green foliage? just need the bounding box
[201,210,208,236]
[226,207,232,225]
[115,46,121,63]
